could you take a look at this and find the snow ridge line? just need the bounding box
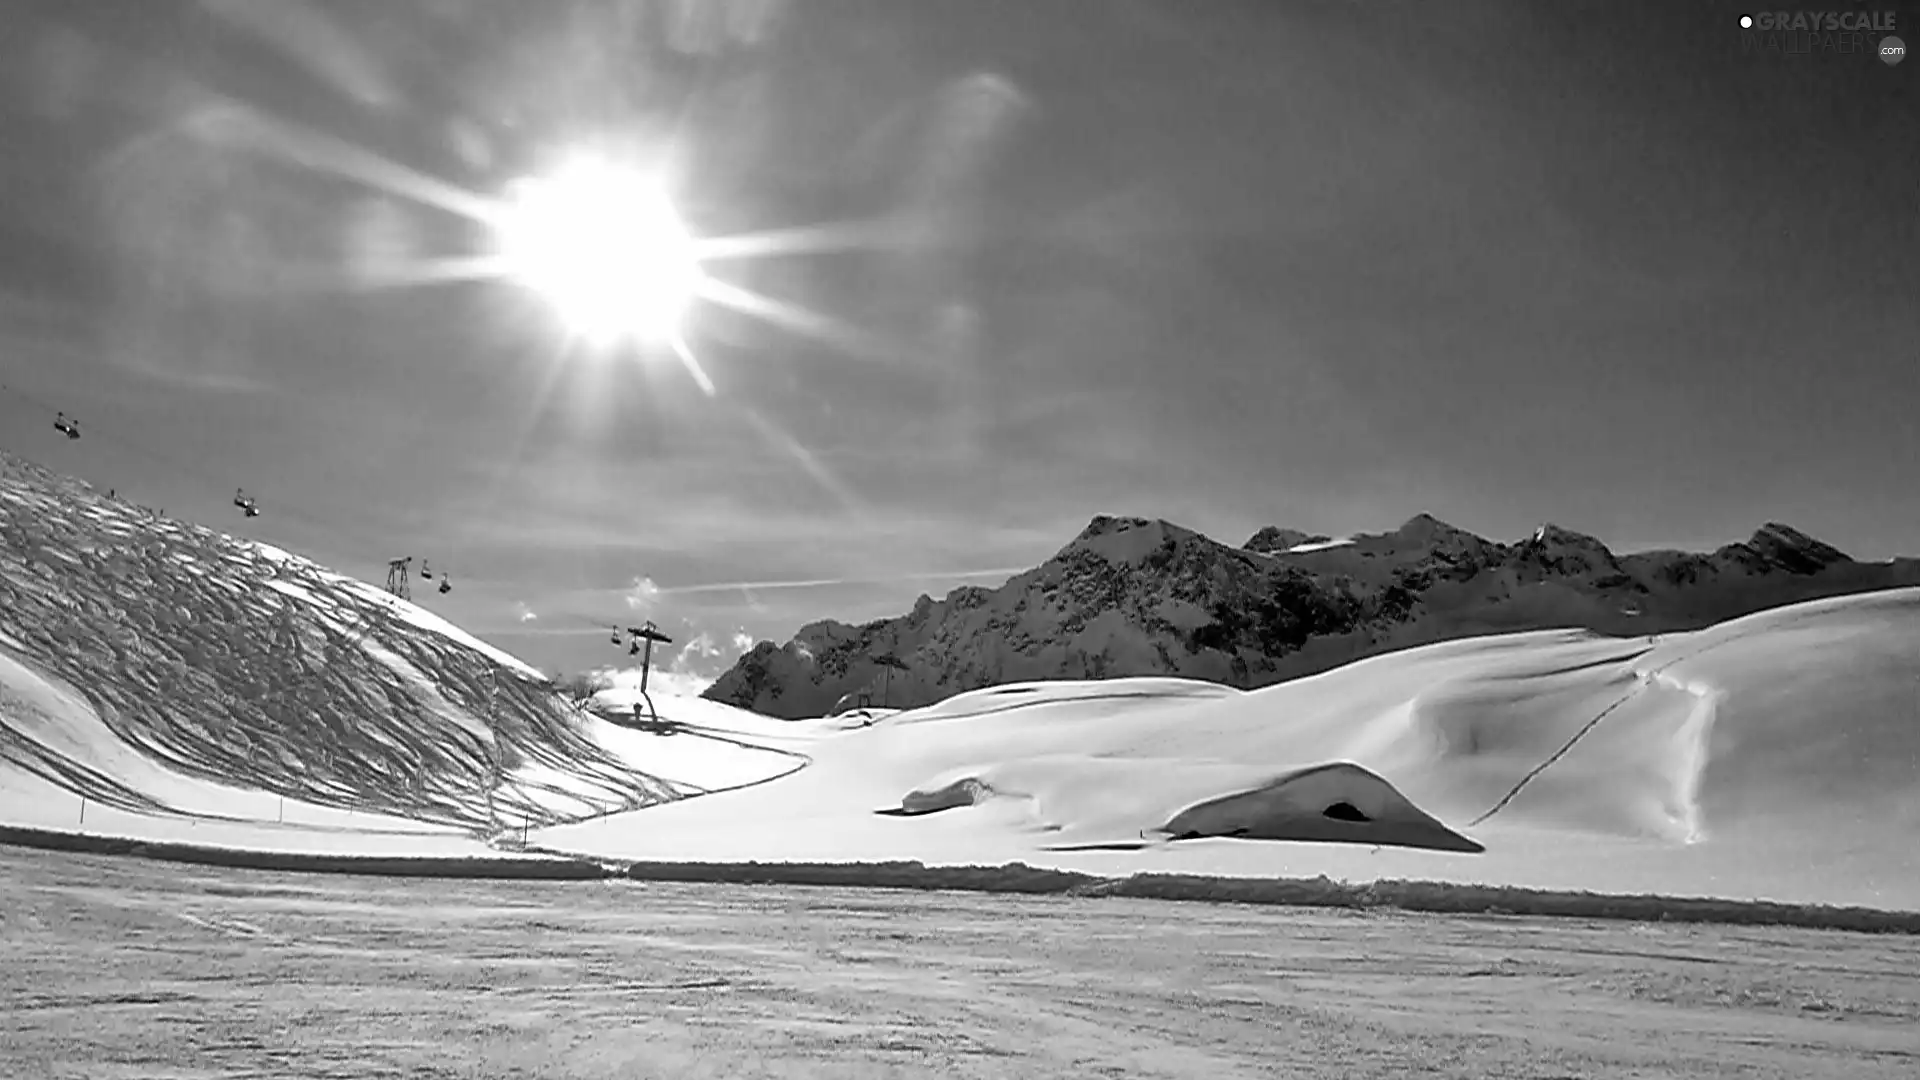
[1467,630,1753,828]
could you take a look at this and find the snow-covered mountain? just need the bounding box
[704,512,1920,718]
[569,588,1920,908]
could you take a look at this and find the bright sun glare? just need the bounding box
[492,157,703,348]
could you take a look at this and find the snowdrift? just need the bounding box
[543,589,1920,909]
[5,450,1916,909]
[0,452,797,854]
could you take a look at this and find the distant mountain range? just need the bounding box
[703,514,1920,718]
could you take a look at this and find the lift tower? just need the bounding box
[384,557,412,601]
[627,621,675,730]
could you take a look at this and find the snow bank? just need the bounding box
[541,589,1920,909]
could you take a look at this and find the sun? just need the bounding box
[490,156,703,348]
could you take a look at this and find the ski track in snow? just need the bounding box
[4,452,1919,908]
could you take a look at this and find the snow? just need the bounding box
[0,650,469,845]
[541,589,1920,909]
[1062,516,1202,565]
[335,577,549,681]
[1286,537,1355,554]
[580,716,807,794]
[4,448,1917,906]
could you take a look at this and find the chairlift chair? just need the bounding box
[233,488,260,517]
[609,626,622,646]
[420,560,434,579]
[437,574,451,594]
[53,412,79,439]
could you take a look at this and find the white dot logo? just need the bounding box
[1740,14,1754,28]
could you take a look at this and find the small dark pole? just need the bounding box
[79,794,86,825]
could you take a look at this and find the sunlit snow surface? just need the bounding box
[1286,537,1356,554]
[543,589,1920,909]
[4,452,1918,906]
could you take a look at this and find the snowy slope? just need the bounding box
[0,451,796,851]
[547,587,1920,909]
[705,512,1920,718]
[6,447,1917,908]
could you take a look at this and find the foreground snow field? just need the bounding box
[7,846,1918,1080]
[3,451,1917,909]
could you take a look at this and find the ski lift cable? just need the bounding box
[7,379,363,558]
[1,379,364,538]
[0,380,497,588]
[1,382,578,606]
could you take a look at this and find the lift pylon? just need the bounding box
[626,621,675,732]
[384,557,412,601]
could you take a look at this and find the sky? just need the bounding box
[1,0,1915,687]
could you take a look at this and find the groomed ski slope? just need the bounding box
[3,450,1917,908]
[0,451,801,856]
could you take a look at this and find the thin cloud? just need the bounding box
[674,630,722,668]
[657,567,1026,595]
[623,575,662,613]
[586,666,718,702]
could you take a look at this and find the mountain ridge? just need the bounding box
[703,513,1920,718]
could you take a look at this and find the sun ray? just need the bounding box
[691,219,899,262]
[354,255,515,291]
[457,333,583,564]
[668,335,717,397]
[658,568,1029,594]
[739,405,866,518]
[695,276,892,361]
[199,103,498,222]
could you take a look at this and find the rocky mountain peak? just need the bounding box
[1060,515,1202,566]
[1744,522,1851,574]
[1244,526,1331,554]
[1528,522,1603,547]
[1751,521,1847,557]
[1515,523,1621,577]
[1397,512,1457,536]
[704,512,1913,718]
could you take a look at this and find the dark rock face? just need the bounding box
[1243,526,1331,554]
[704,512,1919,718]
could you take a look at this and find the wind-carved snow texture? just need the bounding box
[1466,628,1745,835]
[0,452,679,836]
[547,590,1920,908]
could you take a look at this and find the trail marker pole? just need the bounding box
[78,794,86,825]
